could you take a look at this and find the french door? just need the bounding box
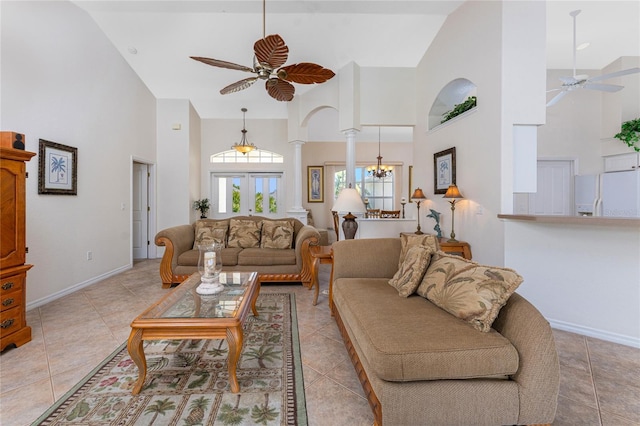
[210,172,284,218]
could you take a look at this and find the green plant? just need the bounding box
[192,198,210,218]
[614,118,640,152]
[441,96,477,124]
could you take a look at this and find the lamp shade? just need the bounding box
[443,184,464,199]
[411,187,427,201]
[333,188,366,213]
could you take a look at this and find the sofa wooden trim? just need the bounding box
[334,302,383,426]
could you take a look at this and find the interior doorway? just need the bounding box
[132,160,155,260]
[527,159,574,215]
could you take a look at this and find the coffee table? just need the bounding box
[127,271,259,394]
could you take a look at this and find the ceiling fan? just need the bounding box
[546,9,640,107]
[190,0,335,102]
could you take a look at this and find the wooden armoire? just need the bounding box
[1,142,36,352]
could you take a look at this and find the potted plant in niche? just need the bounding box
[440,96,477,124]
[614,118,640,152]
[193,198,211,219]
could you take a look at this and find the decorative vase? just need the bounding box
[197,243,223,294]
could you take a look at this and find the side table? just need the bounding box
[308,244,333,306]
[439,238,472,260]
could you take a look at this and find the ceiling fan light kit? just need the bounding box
[547,9,640,107]
[190,0,335,102]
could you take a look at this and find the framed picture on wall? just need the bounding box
[433,147,455,194]
[38,139,78,195]
[307,166,324,203]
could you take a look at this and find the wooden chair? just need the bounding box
[380,210,401,218]
[332,210,340,241]
[366,209,381,218]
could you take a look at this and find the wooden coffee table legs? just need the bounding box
[127,329,146,395]
[127,324,246,395]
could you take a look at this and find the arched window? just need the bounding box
[210,149,283,163]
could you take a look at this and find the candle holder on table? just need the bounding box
[197,243,223,294]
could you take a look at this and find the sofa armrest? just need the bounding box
[294,225,321,284]
[155,224,195,286]
[332,238,402,281]
[492,292,560,424]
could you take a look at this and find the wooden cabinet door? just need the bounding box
[0,158,26,269]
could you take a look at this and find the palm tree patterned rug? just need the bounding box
[32,293,306,426]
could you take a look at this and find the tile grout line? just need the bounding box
[38,306,57,407]
[585,336,604,426]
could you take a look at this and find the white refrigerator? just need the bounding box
[575,171,640,217]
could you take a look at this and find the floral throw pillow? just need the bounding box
[388,245,433,297]
[418,252,524,332]
[193,220,229,249]
[398,233,440,268]
[227,219,262,248]
[260,220,294,249]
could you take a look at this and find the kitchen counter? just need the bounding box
[498,214,640,227]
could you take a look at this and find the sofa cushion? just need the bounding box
[193,219,229,249]
[398,233,440,268]
[178,248,242,267]
[332,277,519,382]
[388,245,433,297]
[228,219,262,248]
[237,248,296,266]
[418,252,524,332]
[260,219,294,249]
[415,251,475,298]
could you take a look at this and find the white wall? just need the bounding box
[1,1,157,305]
[505,221,640,347]
[157,100,192,232]
[413,1,546,267]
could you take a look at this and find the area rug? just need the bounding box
[32,293,306,426]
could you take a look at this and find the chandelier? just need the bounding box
[232,108,257,155]
[367,127,392,179]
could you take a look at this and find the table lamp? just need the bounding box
[411,187,427,234]
[443,184,464,242]
[332,185,366,239]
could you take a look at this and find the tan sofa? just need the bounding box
[155,216,320,288]
[331,238,559,426]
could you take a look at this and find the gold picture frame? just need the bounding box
[307,166,324,203]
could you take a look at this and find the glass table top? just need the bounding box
[140,272,257,320]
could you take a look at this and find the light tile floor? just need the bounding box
[1,259,638,425]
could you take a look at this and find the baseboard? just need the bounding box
[549,319,640,349]
[26,263,133,311]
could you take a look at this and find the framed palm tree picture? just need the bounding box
[38,139,77,195]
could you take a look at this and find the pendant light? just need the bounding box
[367,127,393,179]
[232,108,257,155]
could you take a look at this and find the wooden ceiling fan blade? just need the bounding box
[546,90,568,107]
[254,34,289,69]
[588,67,640,82]
[190,56,254,73]
[277,63,336,84]
[220,77,258,95]
[265,78,295,101]
[583,83,624,93]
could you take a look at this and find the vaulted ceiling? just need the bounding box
[72,1,639,120]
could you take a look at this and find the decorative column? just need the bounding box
[343,129,358,188]
[287,140,308,225]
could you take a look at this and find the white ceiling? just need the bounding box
[72,0,639,120]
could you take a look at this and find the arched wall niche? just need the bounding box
[428,78,477,130]
[305,106,345,142]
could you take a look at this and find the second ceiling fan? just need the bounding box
[190,0,335,102]
[547,9,639,107]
